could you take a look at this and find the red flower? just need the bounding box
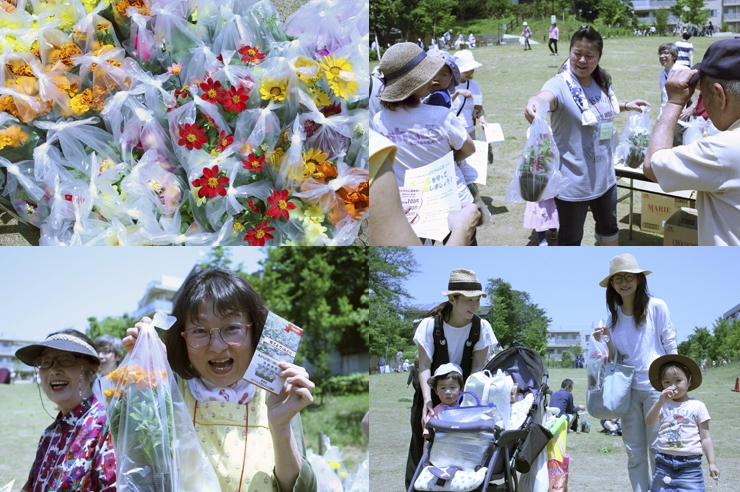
[247,198,260,213]
[64,194,73,201]
[242,153,266,173]
[174,85,190,99]
[266,189,295,220]
[199,77,227,104]
[192,165,229,199]
[224,85,249,113]
[217,130,233,152]
[178,122,208,150]
[244,220,275,246]
[320,102,342,118]
[201,112,218,130]
[238,45,265,64]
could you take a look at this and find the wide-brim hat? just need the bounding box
[15,333,100,367]
[689,38,740,86]
[379,43,445,103]
[649,354,702,392]
[453,50,482,73]
[442,268,487,298]
[599,253,652,287]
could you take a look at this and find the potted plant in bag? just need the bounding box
[518,133,555,202]
[625,128,650,169]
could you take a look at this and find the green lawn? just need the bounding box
[370,362,740,491]
[0,382,368,486]
[372,34,722,245]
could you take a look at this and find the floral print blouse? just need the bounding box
[22,395,116,491]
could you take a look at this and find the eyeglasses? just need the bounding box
[181,323,251,349]
[611,273,635,284]
[32,354,79,369]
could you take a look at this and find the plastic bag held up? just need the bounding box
[614,107,651,169]
[587,321,609,392]
[98,312,220,491]
[506,102,568,203]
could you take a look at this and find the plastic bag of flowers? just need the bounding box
[506,101,568,203]
[614,106,650,169]
[98,312,220,491]
[0,113,42,162]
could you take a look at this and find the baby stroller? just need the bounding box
[409,347,551,492]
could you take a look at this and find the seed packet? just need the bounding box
[244,311,304,395]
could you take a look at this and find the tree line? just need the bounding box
[370,0,711,47]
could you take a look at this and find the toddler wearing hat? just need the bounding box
[424,53,461,109]
[422,363,464,438]
[645,354,720,490]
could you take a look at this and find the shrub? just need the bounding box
[322,372,369,396]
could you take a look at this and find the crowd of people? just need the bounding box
[370,23,740,246]
[16,268,319,491]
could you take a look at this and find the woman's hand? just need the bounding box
[592,325,611,343]
[267,362,315,429]
[122,317,149,352]
[624,99,650,112]
[457,89,472,99]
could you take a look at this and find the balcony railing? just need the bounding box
[132,299,174,321]
[723,0,740,6]
[632,0,677,9]
[724,12,740,20]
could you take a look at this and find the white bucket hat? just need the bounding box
[441,268,487,298]
[599,253,652,287]
[453,50,482,73]
[523,22,528,26]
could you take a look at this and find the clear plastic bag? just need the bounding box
[98,312,220,491]
[587,328,609,392]
[682,116,719,146]
[614,107,651,169]
[506,102,567,203]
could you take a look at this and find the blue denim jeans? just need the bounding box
[621,388,661,492]
[650,453,705,491]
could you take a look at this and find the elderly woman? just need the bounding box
[94,334,124,376]
[123,267,316,492]
[524,26,650,246]
[15,329,117,491]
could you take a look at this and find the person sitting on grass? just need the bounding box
[601,418,622,436]
[550,378,586,432]
[646,354,720,490]
[422,363,464,439]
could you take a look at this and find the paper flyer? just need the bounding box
[399,188,423,224]
[460,140,489,185]
[483,123,505,145]
[0,480,14,492]
[244,312,303,395]
[402,152,461,241]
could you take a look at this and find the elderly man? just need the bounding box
[644,38,740,245]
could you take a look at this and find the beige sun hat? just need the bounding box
[599,253,652,287]
[452,50,482,73]
[441,268,487,298]
[379,43,445,102]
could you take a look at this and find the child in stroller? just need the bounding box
[409,347,552,492]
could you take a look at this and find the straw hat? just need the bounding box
[441,268,487,298]
[379,43,445,102]
[598,253,652,287]
[649,354,702,392]
[16,332,100,366]
[453,50,482,73]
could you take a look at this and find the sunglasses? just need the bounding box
[32,354,80,369]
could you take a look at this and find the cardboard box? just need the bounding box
[663,208,698,246]
[641,192,695,234]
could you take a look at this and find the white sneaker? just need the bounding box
[539,238,548,246]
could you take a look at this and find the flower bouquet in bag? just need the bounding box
[614,107,650,169]
[99,312,220,492]
[506,102,567,203]
[586,322,609,392]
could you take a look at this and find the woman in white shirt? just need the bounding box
[451,50,485,139]
[404,268,497,489]
[593,254,677,492]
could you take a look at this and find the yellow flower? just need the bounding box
[269,147,285,166]
[301,148,328,179]
[328,75,359,100]
[304,220,328,243]
[233,221,244,232]
[318,54,353,82]
[312,88,332,107]
[70,89,93,115]
[292,55,322,84]
[302,204,325,227]
[259,77,287,103]
[0,125,29,150]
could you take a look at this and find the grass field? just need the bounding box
[371,34,724,246]
[0,382,368,486]
[370,362,740,491]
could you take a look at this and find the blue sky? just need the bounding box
[0,248,266,341]
[402,247,740,344]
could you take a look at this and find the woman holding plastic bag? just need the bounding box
[123,267,316,492]
[15,329,116,491]
[405,268,497,490]
[524,26,650,246]
[592,254,677,492]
